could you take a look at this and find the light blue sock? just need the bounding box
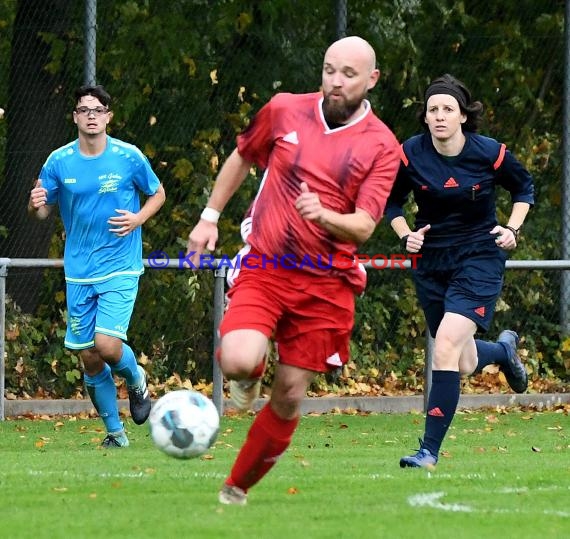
[110,343,140,386]
[84,363,122,433]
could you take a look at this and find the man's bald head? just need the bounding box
[324,36,377,75]
[321,36,380,125]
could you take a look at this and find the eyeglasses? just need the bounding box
[74,106,109,117]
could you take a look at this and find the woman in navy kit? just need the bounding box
[385,74,534,468]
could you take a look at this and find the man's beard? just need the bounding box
[322,92,365,125]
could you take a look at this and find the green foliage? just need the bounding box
[130,270,216,383]
[1,0,568,395]
[4,296,82,398]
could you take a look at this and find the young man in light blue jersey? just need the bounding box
[28,85,166,447]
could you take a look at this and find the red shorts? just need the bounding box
[219,264,355,373]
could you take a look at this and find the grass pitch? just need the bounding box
[0,409,568,538]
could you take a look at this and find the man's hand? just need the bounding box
[185,220,218,267]
[295,182,325,222]
[108,209,143,237]
[29,179,47,210]
[28,179,51,219]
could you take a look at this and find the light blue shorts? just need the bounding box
[64,275,140,350]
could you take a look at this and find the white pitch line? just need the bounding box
[15,469,227,481]
[408,491,473,512]
[408,491,570,518]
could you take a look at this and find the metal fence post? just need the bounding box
[84,0,97,86]
[0,258,9,421]
[561,0,570,335]
[335,0,347,39]
[212,266,226,416]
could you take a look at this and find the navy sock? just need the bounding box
[422,370,461,456]
[84,364,122,433]
[110,344,140,386]
[473,339,508,373]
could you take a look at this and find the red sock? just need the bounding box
[226,404,299,491]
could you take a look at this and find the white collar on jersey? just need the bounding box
[318,97,371,133]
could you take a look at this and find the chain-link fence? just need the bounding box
[0,0,567,397]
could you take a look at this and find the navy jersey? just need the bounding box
[385,133,534,248]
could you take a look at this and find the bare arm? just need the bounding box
[186,149,252,263]
[202,148,252,212]
[315,208,376,244]
[506,201,531,231]
[390,215,412,240]
[138,183,166,224]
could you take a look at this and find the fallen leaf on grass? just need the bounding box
[287,487,299,495]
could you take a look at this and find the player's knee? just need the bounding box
[270,385,304,417]
[79,348,103,375]
[219,348,259,379]
[219,332,266,379]
[94,334,122,362]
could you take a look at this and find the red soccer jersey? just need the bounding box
[236,91,400,293]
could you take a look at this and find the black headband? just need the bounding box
[424,83,468,109]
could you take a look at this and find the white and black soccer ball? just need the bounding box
[149,390,220,459]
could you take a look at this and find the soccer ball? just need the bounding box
[148,390,220,459]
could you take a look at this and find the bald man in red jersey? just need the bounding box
[186,35,400,505]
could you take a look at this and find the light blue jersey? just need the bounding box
[40,135,160,284]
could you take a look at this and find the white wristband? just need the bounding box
[200,207,220,224]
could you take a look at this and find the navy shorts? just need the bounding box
[412,241,507,337]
